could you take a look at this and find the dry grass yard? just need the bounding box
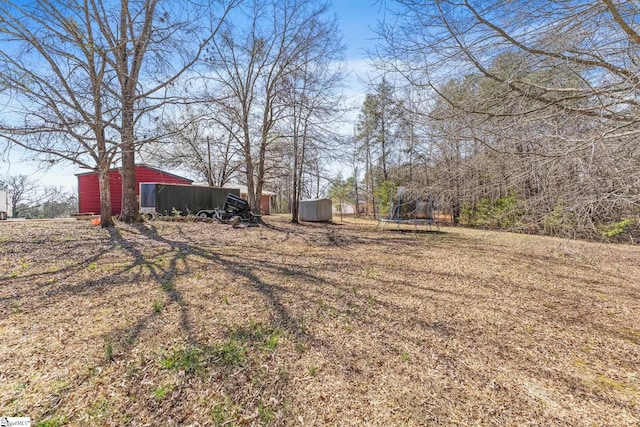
[0,216,639,426]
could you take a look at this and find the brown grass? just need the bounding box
[0,215,639,426]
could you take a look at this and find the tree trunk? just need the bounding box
[254,121,269,214]
[98,164,114,227]
[353,173,359,216]
[291,132,300,223]
[206,136,214,186]
[120,144,138,222]
[119,96,138,222]
[241,115,257,211]
[365,136,376,218]
[381,116,388,181]
[452,199,461,225]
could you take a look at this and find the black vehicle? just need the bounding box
[212,193,261,225]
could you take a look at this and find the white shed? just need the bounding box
[0,189,12,220]
[299,198,332,222]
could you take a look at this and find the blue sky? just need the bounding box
[333,0,387,101]
[1,0,387,191]
[333,0,385,59]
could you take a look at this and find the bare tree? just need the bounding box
[372,0,640,237]
[0,0,119,225]
[356,95,379,216]
[19,185,78,219]
[204,0,344,213]
[377,1,640,117]
[0,174,76,218]
[280,39,345,223]
[104,0,237,222]
[0,0,236,226]
[0,175,39,218]
[143,106,241,186]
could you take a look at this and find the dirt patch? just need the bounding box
[0,216,639,426]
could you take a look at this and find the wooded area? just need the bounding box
[1,0,639,240]
[370,0,640,240]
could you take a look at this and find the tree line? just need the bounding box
[2,0,638,241]
[330,0,638,241]
[0,175,77,219]
[0,0,343,226]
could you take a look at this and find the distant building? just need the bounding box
[333,201,355,215]
[76,165,193,215]
[0,189,12,220]
[223,184,274,215]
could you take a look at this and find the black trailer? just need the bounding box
[139,183,239,219]
[213,193,261,225]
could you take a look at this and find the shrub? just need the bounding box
[462,192,522,228]
[545,199,576,235]
[602,218,636,238]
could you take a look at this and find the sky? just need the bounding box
[335,0,387,108]
[0,0,386,192]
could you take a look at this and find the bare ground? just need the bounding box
[0,216,639,426]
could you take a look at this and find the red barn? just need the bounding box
[77,165,193,215]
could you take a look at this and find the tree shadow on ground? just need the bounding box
[5,219,638,425]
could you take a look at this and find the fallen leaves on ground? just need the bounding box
[0,216,638,426]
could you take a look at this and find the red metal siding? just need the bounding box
[78,166,192,215]
[77,173,101,214]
